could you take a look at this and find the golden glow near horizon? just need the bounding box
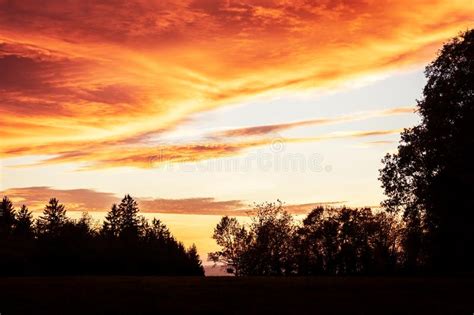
[1,0,473,261]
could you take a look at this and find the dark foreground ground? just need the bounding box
[0,276,472,314]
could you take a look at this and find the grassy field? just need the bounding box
[0,276,472,314]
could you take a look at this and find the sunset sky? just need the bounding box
[1,0,473,261]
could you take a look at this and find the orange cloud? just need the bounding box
[139,198,246,215]
[0,186,343,215]
[0,0,472,166]
[214,106,414,137]
[282,201,348,215]
[1,187,117,212]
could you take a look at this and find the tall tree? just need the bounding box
[187,244,204,275]
[379,29,474,271]
[37,198,67,236]
[296,207,331,275]
[247,201,296,275]
[102,204,121,239]
[14,205,34,238]
[208,216,250,275]
[117,194,140,240]
[0,196,16,238]
[209,201,296,276]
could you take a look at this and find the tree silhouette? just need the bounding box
[37,198,67,237]
[295,207,330,275]
[379,29,474,272]
[14,205,34,239]
[0,196,16,238]
[187,244,205,275]
[208,216,250,275]
[102,204,121,239]
[117,194,141,240]
[210,201,295,276]
[246,201,296,275]
[145,218,172,242]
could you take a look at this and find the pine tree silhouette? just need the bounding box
[0,196,16,238]
[103,204,121,239]
[117,194,140,240]
[14,205,34,238]
[37,198,67,237]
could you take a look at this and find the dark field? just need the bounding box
[0,276,472,314]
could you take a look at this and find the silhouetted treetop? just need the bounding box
[117,194,141,240]
[102,203,121,239]
[14,205,34,238]
[37,198,67,236]
[0,196,16,237]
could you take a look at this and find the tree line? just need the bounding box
[209,201,402,275]
[0,195,204,276]
[209,29,474,276]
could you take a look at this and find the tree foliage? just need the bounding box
[0,196,16,237]
[379,29,474,271]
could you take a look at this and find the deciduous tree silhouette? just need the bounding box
[210,202,297,276]
[297,207,400,275]
[210,203,401,276]
[379,29,474,272]
[208,216,250,275]
[245,201,296,275]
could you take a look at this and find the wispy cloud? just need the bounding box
[214,106,414,137]
[7,129,401,170]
